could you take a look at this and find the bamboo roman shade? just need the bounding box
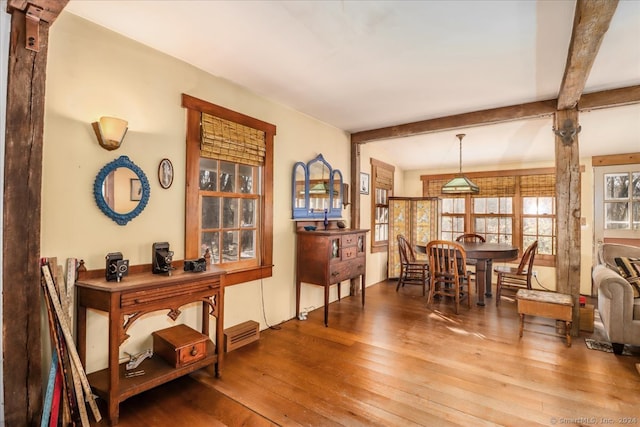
[375,166,394,189]
[425,174,555,198]
[201,113,266,166]
[520,174,556,197]
[471,176,516,197]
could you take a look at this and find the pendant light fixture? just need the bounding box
[441,133,479,194]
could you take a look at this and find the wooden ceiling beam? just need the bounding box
[556,0,618,110]
[350,99,557,144]
[351,82,640,145]
[579,85,640,111]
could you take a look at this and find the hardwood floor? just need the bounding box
[93,280,640,426]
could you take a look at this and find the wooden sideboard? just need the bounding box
[76,267,225,425]
[296,228,368,326]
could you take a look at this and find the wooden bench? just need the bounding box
[516,289,573,347]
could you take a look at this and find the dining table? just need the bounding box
[417,242,519,306]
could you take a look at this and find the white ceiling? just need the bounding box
[64,0,640,171]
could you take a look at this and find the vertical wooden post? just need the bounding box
[554,108,582,336]
[3,8,51,424]
[350,141,361,295]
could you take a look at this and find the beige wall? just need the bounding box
[44,13,360,373]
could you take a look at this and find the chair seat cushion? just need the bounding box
[635,298,640,320]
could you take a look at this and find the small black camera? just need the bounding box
[152,242,174,275]
[105,252,129,282]
[184,258,207,273]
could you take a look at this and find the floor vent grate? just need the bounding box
[223,320,260,352]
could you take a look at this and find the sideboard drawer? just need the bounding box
[329,260,365,284]
[342,246,357,260]
[343,234,357,247]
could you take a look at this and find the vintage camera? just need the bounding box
[105,252,129,282]
[152,242,174,275]
[184,258,207,273]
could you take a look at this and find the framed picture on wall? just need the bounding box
[158,158,174,189]
[360,172,369,195]
[130,178,142,201]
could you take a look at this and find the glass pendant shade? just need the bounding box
[441,175,480,194]
[441,133,480,194]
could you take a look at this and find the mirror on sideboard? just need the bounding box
[93,156,150,225]
[292,154,343,220]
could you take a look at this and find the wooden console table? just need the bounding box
[76,267,225,425]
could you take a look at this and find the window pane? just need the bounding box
[453,217,464,232]
[222,230,238,262]
[538,217,553,236]
[202,196,220,229]
[473,198,486,212]
[605,173,629,199]
[201,231,220,264]
[633,203,640,230]
[220,162,235,192]
[604,202,629,229]
[239,165,254,194]
[499,234,512,244]
[222,198,239,228]
[537,237,554,255]
[240,230,255,260]
[199,158,217,191]
[241,199,255,227]
[486,217,498,234]
[453,198,465,213]
[523,197,537,215]
[486,198,498,214]
[500,197,513,214]
[633,172,640,198]
[499,218,512,234]
[523,235,537,251]
[523,217,537,234]
[474,218,485,233]
[538,197,554,215]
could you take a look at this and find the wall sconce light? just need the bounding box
[342,183,350,208]
[92,116,128,151]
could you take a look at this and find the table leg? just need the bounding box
[519,313,525,338]
[296,279,301,320]
[475,259,487,306]
[565,321,572,347]
[485,259,493,297]
[324,285,330,327]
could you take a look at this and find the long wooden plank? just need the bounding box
[557,0,619,110]
[41,265,102,423]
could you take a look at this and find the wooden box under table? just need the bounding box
[153,324,211,368]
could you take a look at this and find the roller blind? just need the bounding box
[201,113,266,166]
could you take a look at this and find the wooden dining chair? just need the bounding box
[396,234,429,296]
[426,240,470,314]
[494,240,538,306]
[455,233,485,288]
